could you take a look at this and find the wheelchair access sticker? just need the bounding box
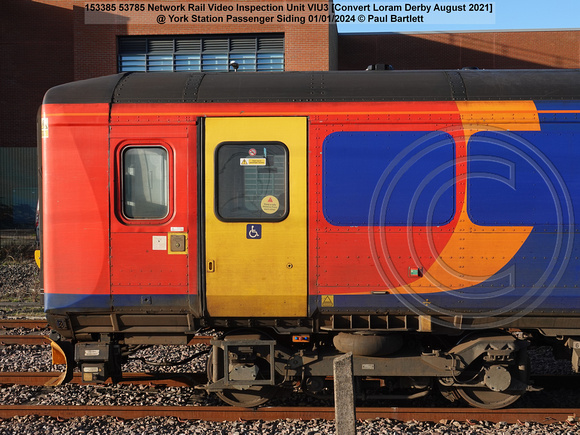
[247,224,262,239]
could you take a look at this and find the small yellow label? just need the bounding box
[240,158,266,166]
[261,195,280,214]
[321,295,334,307]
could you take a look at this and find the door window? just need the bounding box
[215,142,288,221]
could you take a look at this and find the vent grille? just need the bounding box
[119,38,147,54]
[231,38,256,52]
[176,39,201,52]
[258,37,284,52]
[148,40,174,53]
[203,39,229,52]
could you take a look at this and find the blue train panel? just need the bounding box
[467,130,578,227]
[322,131,456,226]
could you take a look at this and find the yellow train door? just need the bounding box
[204,117,307,317]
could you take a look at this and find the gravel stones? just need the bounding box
[0,344,55,372]
[124,344,210,374]
[0,416,578,435]
[0,261,40,301]
[0,261,41,316]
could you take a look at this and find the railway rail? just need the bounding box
[0,404,577,424]
[0,319,48,329]
[0,372,206,387]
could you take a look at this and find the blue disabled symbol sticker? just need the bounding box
[247,224,262,239]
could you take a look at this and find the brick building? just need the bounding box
[2,0,580,227]
[338,31,580,70]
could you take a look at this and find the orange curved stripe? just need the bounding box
[390,198,532,294]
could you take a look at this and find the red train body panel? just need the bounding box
[39,71,580,408]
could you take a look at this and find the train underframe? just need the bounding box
[46,311,580,409]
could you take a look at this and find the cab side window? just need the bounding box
[122,147,169,219]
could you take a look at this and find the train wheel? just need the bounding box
[454,347,530,409]
[215,385,279,408]
[206,342,280,408]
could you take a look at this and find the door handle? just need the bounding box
[207,260,215,273]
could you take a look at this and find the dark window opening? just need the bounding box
[122,147,169,219]
[216,143,288,221]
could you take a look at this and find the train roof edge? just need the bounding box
[42,69,580,105]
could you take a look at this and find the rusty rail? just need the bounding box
[0,405,577,423]
[0,319,48,329]
[0,335,49,345]
[0,372,206,387]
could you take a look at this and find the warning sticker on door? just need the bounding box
[240,158,266,166]
[261,195,280,214]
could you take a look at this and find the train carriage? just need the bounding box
[39,70,580,408]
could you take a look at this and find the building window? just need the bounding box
[216,142,288,222]
[118,35,284,72]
